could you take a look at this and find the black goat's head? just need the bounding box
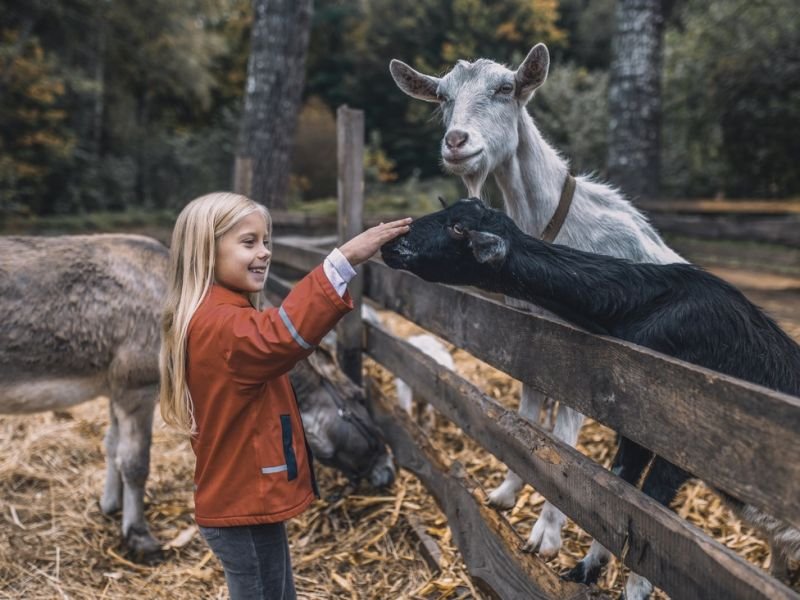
[381,198,514,286]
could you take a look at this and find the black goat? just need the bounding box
[381,198,800,598]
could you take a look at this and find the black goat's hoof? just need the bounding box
[562,561,602,585]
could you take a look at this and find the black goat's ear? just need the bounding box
[438,195,448,209]
[468,231,508,266]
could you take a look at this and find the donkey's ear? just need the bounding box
[438,195,448,209]
[468,231,508,266]
[514,43,549,102]
[390,59,441,103]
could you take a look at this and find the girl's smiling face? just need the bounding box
[214,211,271,294]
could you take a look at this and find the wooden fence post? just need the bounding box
[336,105,364,384]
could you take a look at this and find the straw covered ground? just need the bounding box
[1,308,798,599]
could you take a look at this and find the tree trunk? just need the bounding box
[234,0,313,209]
[607,0,664,201]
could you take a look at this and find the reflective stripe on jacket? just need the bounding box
[187,265,353,526]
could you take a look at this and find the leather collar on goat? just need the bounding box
[540,172,576,243]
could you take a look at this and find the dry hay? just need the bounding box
[1,310,797,599]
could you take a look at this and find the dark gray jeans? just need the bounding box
[199,522,296,600]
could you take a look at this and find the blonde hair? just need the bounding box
[159,192,272,435]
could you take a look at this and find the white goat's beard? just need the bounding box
[462,169,488,199]
[441,151,490,198]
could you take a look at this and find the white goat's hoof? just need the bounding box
[486,484,517,510]
[523,516,563,558]
[623,573,654,600]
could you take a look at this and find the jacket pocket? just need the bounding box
[280,414,298,481]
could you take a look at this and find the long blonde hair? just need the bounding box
[159,192,272,435]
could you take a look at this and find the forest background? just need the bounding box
[2,0,799,225]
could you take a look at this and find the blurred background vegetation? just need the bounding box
[1,0,798,225]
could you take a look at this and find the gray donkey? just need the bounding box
[1,234,166,561]
[0,234,394,562]
[390,43,690,587]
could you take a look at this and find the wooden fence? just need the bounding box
[267,107,800,599]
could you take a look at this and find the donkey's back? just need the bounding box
[0,234,169,413]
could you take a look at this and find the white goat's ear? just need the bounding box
[468,231,508,266]
[514,43,549,102]
[390,59,441,103]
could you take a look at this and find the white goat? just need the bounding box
[390,43,685,567]
[359,304,454,425]
[395,334,454,427]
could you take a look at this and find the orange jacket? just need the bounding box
[186,265,353,526]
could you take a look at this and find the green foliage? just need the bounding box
[0,0,243,216]
[663,0,800,197]
[290,96,338,201]
[0,28,74,216]
[288,176,462,216]
[305,0,566,181]
[3,0,799,217]
[533,64,609,177]
[553,0,615,68]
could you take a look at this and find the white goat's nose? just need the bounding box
[445,129,469,149]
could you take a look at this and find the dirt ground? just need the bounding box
[1,260,798,599]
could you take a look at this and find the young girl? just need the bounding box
[159,192,410,599]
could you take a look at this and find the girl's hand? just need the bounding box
[339,218,413,266]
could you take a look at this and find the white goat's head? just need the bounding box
[390,43,550,195]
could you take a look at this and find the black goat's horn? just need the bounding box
[438,195,448,208]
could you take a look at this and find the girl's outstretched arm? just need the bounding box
[339,218,412,266]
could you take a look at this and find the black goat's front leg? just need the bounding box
[564,437,653,585]
[620,457,690,600]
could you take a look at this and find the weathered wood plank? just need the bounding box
[336,105,365,384]
[271,238,326,274]
[264,272,293,301]
[363,261,800,529]
[639,199,800,215]
[403,513,442,572]
[266,210,800,247]
[265,241,800,527]
[649,214,800,248]
[666,236,800,277]
[366,381,600,600]
[365,324,799,600]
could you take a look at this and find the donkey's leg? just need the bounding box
[620,457,689,600]
[100,403,123,515]
[524,404,585,556]
[487,384,546,509]
[723,495,800,584]
[768,541,791,584]
[565,437,653,584]
[111,384,161,561]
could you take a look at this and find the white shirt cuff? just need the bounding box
[323,247,357,297]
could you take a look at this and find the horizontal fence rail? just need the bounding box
[271,237,800,599]
[366,383,598,600]
[363,261,800,530]
[269,210,800,248]
[272,238,800,527]
[365,322,798,600]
